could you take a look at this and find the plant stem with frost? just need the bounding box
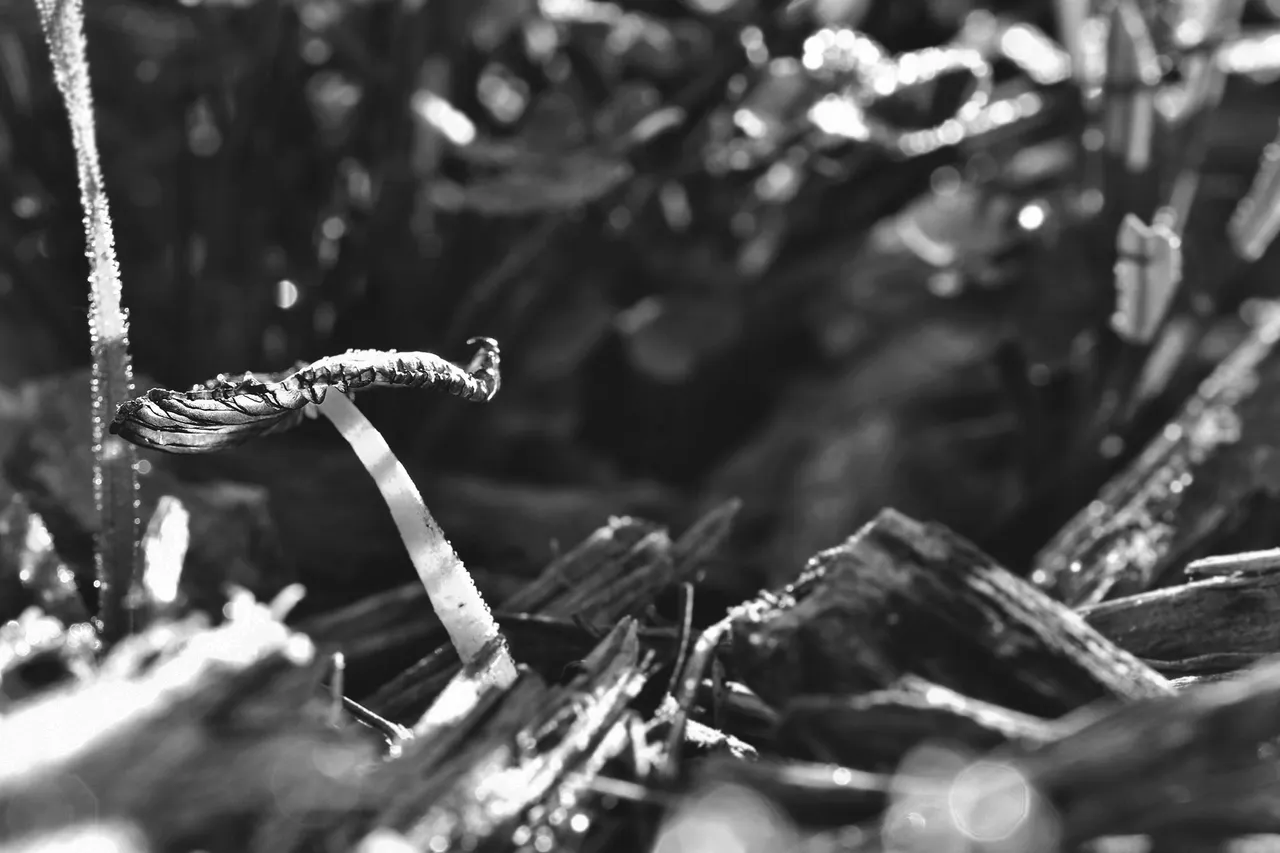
[34,0,140,642]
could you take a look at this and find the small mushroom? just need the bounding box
[108,339,517,689]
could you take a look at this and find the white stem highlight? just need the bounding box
[316,392,517,688]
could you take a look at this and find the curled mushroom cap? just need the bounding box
[107,337,517,691]
[109,338,500,454]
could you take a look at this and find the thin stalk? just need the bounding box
[34,0,139,643]
[316,392,517,689]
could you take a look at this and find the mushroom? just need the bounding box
[108,339,517,689]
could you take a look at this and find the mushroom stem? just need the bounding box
[315,391,517,689]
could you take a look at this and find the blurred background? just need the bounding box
[5,0,1280,632]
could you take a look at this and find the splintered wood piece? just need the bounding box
[516,708,640,853]
[654,540,834,779]
[1170,671,1238,690]
[776,676,1059,770]
[493,613,679,665]
[294,671,551,852]
[412,637,536,743]
[1032,301,1280,607]
[1229,119,1280,262]
[0,607,373,848]
[1111,212,1182,345]
[1186,547,1280,577]
[501,516,664,616]
[669,497,741,584]
[732,509,1172,718]
[1004,658,1280,843]
[544,528,674,622]
[1079,571,1280,666]
[368,621,652,852]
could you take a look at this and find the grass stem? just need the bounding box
[34,0,139,643]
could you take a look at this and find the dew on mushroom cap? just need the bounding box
[107,339,517,689]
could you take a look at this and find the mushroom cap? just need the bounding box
[109,340,501,454]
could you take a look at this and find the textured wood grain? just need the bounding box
[732,509,1172,717]
[1080,570,1280,665]
[1032,303,1280,606]
[1007,658,1280,842]
[777,676,1059,770]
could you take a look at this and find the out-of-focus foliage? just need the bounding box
[6,0,1280,615]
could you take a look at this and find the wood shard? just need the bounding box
[732,508,1172,717]
[1080,571,1280,663]
[368,621,651,853]
[1032,302,1280,606]
[1185,547,1280,577]
[1005,657,1280,842]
